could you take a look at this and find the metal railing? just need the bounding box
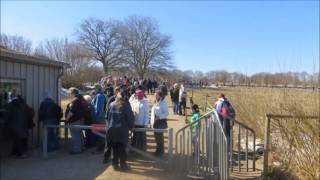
[175,110,229,180]
[204,94,257,172]
[42,124,174,167]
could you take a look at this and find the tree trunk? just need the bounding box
[138,71,145,80]
[102,62,109,75]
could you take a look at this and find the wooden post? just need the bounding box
[263,115,271,176]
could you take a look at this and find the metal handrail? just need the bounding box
[175,110,229,179]
[205,97,257,172]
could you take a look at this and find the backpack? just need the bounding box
[221,99,235,119]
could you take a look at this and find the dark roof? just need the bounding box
[0,47,69,68]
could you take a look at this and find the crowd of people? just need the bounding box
[59,76,169,170]
[2,74,236,171]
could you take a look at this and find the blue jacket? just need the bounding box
[106,100,134,145]
[92,92,106,121]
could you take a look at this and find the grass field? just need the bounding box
[189,87,319,179]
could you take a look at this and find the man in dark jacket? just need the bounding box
[104,90,134,170]
[65,88,86,154]
[4,93,29,158]
[39,92,63,152]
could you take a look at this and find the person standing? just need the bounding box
[130,89,149,151]
[178,83,187,115]
[92,84,106,123]
[170,83,180,114]
[4,93,29,158]
[65,88,85,154]
[150,91,169,156]
[214,93,235,144]
[104,89,134,170]
[187,104,201,155]
[39,92,63,152]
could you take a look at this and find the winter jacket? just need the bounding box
[65,94,86,123]
[170,88,179,103]
[150,98,169,127]
[4,98,29,138]
[130,98,149,126]
[179,86,186,102]
[188,112,201,133]
[92,91,106,121]
[105,100,134,145]
[39,98,62,124]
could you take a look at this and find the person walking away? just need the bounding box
[178,83,187,115]
[187,104,201,155]
[104,89,134,170]
[214,93,235,145]
[150,91,169,156]
[147,79,152,94]
[170,83,180,114]
[103,86,121,163]
[39,92,63,152]
[130,89,149,151]
[4,93,29,158]
[65,88,86,154]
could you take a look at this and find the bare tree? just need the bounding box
[35,38,97,87]
[76,18,123,75]
[120,16,173,79]
[0,33,33,54]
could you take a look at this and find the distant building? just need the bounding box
[0,47,68,151]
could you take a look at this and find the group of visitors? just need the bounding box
[56,76,169,171]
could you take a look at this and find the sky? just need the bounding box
[1,0,319,75]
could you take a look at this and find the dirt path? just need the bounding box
[1,94,190,180]
[1,93,262,180]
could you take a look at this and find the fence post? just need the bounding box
[263,115,271,176]
[168,128,174,167]
[42,125,48,159]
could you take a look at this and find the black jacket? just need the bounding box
[39,98,62,124]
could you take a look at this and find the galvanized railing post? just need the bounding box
[168,128,173,167]
[263,115,271,175]
[43,125,48,159]
[238,124,241,172]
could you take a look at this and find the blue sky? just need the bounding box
[1,1,319,75]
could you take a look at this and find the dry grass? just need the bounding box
[189,87,320,180]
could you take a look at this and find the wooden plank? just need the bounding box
[266,113,319,119]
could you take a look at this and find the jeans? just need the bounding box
[44,118,60,152]
[153,119,167,155]
[179,101,186,115]
[131,125,147,151]
[111,142,127,167]
[173,102,179,114]
[70,120,84,153]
